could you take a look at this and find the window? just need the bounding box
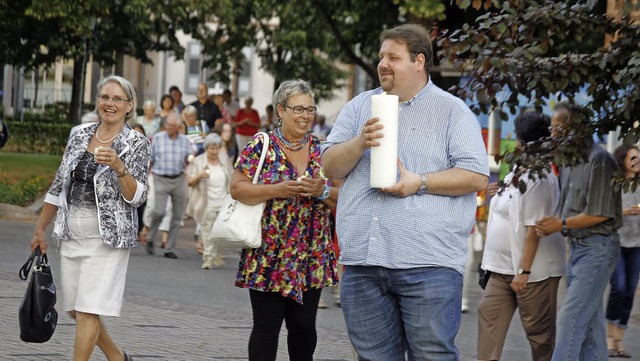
[185,42,202,93]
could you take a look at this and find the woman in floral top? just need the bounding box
[231,79,339,361]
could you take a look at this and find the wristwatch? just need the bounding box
[561,219,570,237]
[316,184,330,201]
[517,267,531,275]
[417,173,428,195]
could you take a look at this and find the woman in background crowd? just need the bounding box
[135,100,161,139]
[186,133,231,269]
[158,94,176,126]
[605,144,640,358]
[217,122,237,172]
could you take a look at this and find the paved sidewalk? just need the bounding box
[2,217,639,360]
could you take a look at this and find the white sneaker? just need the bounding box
[461,304,470,313]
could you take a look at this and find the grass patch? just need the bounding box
[0,152,62,206]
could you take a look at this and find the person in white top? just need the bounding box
[477,111,565,361]
[185,133,232,269]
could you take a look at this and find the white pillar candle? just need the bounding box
[370,93,398,188]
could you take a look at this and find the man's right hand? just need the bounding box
[359,117,384,149]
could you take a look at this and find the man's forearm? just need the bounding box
[322,138,367,180]
[425,168,488,196]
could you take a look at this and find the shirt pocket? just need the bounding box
[569,188,585,213]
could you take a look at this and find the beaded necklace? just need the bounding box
[274,127,308,151]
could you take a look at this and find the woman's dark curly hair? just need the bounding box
[514,110,551,143]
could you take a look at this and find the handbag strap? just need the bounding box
[251,132,270,185]
[19,248,47,281]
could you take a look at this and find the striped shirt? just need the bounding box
[557,143,622,238]
[150,131,195,176]
[321,81,489,274]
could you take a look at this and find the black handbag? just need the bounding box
[478,262,492,290]
[18,248,58,343]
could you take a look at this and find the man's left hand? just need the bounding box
[380,159,421,197]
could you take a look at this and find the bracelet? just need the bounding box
[116,168,129,178]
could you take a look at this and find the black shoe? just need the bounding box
[164,251,178,259]
[146,242,153,255]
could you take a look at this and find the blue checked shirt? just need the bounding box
[321,81,489,274]
[150,131,195,176]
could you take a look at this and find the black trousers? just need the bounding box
[248,288,322,361]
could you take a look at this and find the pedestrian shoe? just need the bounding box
[123,351,133,361]
[164,251,178,259]
[212,255,225,268]
[318,299,329,309]
[146,242,153,255]
[201,259,214,269]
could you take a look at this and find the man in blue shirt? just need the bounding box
[322,24,489,360]
[146,113,195,259]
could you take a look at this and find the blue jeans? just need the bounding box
[606,246,640,327]
[552,234,620,361]
[340,266,462,361]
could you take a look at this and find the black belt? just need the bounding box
[155,173,183,179]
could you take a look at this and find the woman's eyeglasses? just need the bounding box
[286,105,317,115]
[97,95,131,105]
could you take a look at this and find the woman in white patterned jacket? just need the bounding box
[30,75,150,361]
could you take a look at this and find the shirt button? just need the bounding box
[370,237,376,241]
[373,217,378,221]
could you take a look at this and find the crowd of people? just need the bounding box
[29,23,639,361]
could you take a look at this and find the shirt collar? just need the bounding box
[374,77,432,105]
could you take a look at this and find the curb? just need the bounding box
[0,196,43,222]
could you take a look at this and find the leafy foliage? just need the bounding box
[438,0,640,189]
[194,0,445,99]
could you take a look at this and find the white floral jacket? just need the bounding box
[45,122,151,248]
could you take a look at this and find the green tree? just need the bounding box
[1,0,198,123]
[195,0,446,101]
[439,0,640,190]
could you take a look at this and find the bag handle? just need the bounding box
[19,248,48,281]
[251,132,270,185]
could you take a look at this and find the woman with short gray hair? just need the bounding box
[31,75,148,361]
[231,79,338,361]
[135,99,161,140]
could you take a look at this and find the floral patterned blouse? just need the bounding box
[234,133,338,304]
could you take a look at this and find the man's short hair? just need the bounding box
[169,85,182,95]
[380,24,433,74]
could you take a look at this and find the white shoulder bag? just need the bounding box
[209,132,269,249]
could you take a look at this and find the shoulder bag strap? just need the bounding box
[251,132,270,185]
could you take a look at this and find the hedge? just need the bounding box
[3,120,73,154]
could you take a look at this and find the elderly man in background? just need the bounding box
[146,113,195,259]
